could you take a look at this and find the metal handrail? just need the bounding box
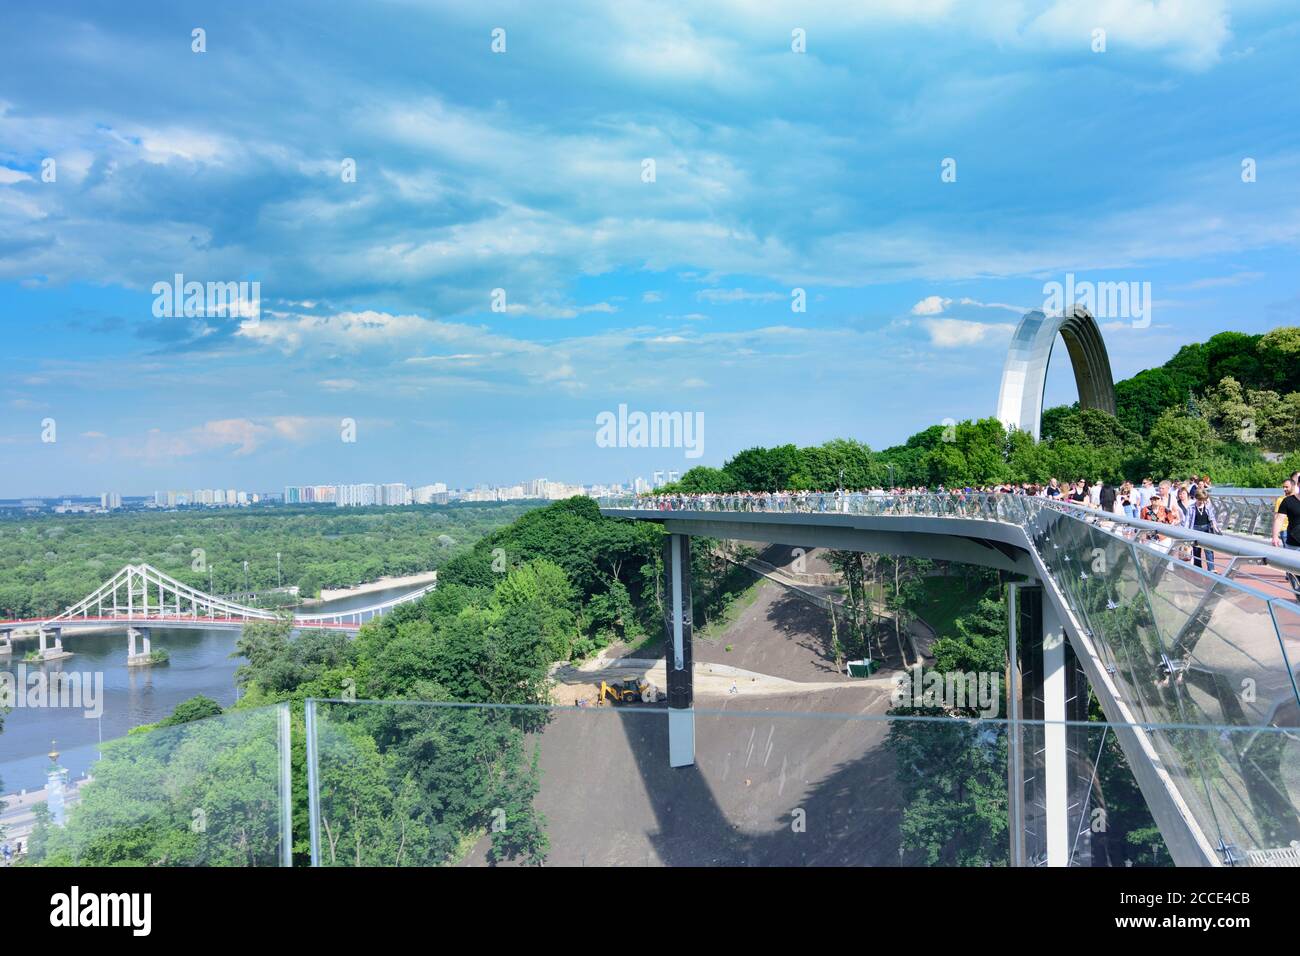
[597,491,1300,575]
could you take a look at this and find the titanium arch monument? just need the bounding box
[996,307,1116,441]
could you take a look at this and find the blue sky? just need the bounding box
[1,0,1298,497]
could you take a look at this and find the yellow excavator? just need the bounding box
[597,676,661,705]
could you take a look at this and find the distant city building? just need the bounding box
[278,476,615,508]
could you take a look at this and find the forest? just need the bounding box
[0,502,538,620]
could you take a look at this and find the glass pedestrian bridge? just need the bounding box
[595,491,1300,867]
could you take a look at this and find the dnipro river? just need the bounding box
[0,583,422,793]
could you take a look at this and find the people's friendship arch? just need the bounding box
[996,306,1117,441]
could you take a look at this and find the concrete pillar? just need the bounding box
[0,628,12,656]
[128,627,138,659]
[1041,595,1069,867]
[38,628,48,655]
[1006,583,1026,868]
[663,533,695,768]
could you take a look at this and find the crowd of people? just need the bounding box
[632,471,1300,584]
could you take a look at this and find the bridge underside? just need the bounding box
[657,512,1036,576]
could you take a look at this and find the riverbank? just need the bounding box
[308,570,438,604]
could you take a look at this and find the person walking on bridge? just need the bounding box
[1184,488,1221,573]
[1272,477,1300,600]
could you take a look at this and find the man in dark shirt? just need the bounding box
[1273,481,1300,599]
[1274,485,1300,548]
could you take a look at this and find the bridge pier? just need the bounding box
[664,533,695,768]
[0,627,12,657]
[127,626,156,667]
[37,626,71,661]
[1040,594,1070,867]
[1007,584,1027,867]
[1008,583,1091,866]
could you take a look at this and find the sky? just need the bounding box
[1,0,1298,497]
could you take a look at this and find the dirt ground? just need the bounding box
[477,564,914,866]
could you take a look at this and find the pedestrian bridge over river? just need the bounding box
[598,490,1300,868]
[0,562,435,663]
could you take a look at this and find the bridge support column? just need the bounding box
[1041,595,1070,868]
[1006,584,1027,867]
[127,626,154,667]
[663,533,694,768]
[36,627,70,661]
[1009,584,1086,867]
[0,628,11,657]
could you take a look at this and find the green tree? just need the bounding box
[723,444,802,490]
[1144,409,1222,477]
[1258,326,1300,393]
[157,695,223,728]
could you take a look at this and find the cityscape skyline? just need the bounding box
[0,469,685,507]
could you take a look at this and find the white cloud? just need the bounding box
[923,318,1015,348]
[911,295,950,315]
[957,297,1028,314]
[1026,0,1231,71]
[104,416,334,463]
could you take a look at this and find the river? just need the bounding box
[0,582,424,793]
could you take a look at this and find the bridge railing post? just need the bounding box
[305,699,322,867]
